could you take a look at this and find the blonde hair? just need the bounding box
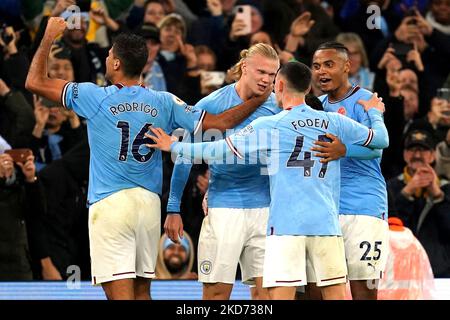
[336,32,369,68]
[231,43,279,80]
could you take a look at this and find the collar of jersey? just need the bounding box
[326,84,360,104]
[115,83,146,89]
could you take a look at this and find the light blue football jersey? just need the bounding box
[61,82,204,205]
[171,104,387,235]
[167,83,280,211]
[320,85,388,219]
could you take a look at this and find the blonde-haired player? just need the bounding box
[165,43,280,300]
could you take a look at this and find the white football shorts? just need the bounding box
[88,187,161,285]
[197,207,269,285]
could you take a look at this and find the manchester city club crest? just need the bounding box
[200,260,212,275]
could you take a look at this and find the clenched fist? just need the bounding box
[45,17,67,39]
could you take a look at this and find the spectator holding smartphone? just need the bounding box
[229,3,261,41]
[220,1,265,70]
[372,7,450,116]
[0,146,44,280]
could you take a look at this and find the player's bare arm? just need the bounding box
[312,93,387,163]
[164,214,184,244]
[25,17,68,101]
[201,84,273,132]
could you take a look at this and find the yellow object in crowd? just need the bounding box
[86,0,103,43]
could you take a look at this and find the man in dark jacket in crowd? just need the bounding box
[0,145,44,280]
[30,139,91,280]
[387,129,450,277]
[0,78,35,148]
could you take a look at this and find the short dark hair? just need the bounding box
[135,23,160,43]
[144,0,164,11]
[112,33,149,78]
[305,94,323,111]
[278,61,312,93]
[316,41,349,57]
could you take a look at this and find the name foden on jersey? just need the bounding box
[109,102,159,117]
[291,118,329,130]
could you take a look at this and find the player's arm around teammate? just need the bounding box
[311,132,383,163]
[201,86,273,132]
[311,93,388,163]
[145,63,389,301]
[145,94,388,160]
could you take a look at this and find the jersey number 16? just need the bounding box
[116,121,154,163]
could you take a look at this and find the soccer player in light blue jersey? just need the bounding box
[145,61,389,300]
[165,43,280,300]
[25,18,271,300]
[310,41,390,300]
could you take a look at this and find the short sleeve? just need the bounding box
[164,92,206,134]
[332,113,373,147]
[61,82,107,119]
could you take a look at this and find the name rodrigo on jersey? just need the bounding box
[109,102,159,117]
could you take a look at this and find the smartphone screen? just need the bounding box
[392,42,414,56]
[437,88,450,101]
[436,88,450,116]
[5,149,32,163]
[201,71,226,87]
[234,5,252,36]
